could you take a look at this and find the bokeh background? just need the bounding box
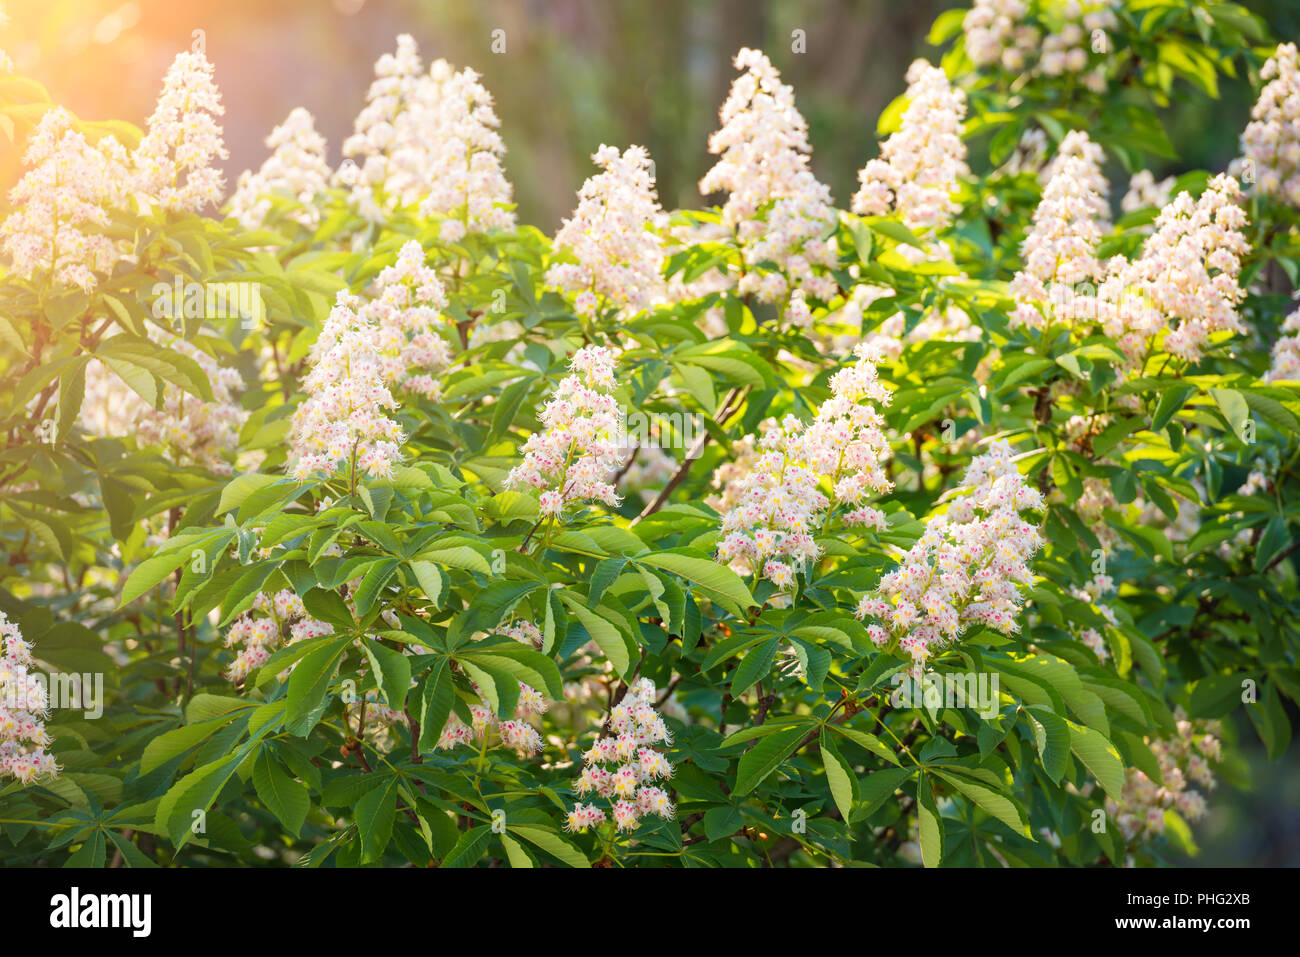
[4,0,1294,231]
[2,0,1296,865]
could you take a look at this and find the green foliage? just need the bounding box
[0,0,1296,869]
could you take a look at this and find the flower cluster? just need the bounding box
[1268,304,1300,381]
[855,440,1046,674]
[1009,130,1110,332]
[505,346,623,516]
[289,290,406,482]
[436,620,547,756]
[81,331,247,473]
[1237,43,1300,206]
[963,0,1114,93]
[338,37,515,233]
[546,144,665,318]
[0,107,132,292]
[337,34,430,220]
[0,612,58,784]
[289,242,452,481]
[1105,709,1221,844]
[1119,174,1249,363]
[133,51,228,212]
[415,58,516,238]
[852,60,969,233]
[1069,574,1118,663]
[369,239,454,399]
[700,48,837,310]
[224,590,333,683]
[1121,170,1175,215]
[229,107,332,231]
[716,343,894,587]
[566,678,675,834]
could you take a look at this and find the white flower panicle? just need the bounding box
[415,59,516,238]
[1105,709,1221,842]
[289,241,451,481]
[505,346,623,517]
[369,239,454,400]
[963,0,1034,68]
[1120,174,1249,363]
[964,0,1115,93]
[289,291,406,483]
[224,590,333,683]
[1069,574,1119,663]
[338,34,429,220]
[1268,305,1300,382]
[229,107,332,231]
[0,107,132,292]
[855,440,1045,675]
[133,50,228,212]
[700,48,837,308]
[339,37,515,233]
[1010,130,1110,332]
[0,612,59,784]
[547,144,666,318]
[716,343,894,588]
[81,331,247,473]
[852,60,969,232]
[1237,43,1300,206]
[566,678,675,834]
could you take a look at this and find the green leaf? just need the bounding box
[558,592,632,676]
[916,774,944,868]
[508,824,590,868]
[354,776,398,864]
[731,635,779,695]
[284,637,349,736]
[934,770,1032,839]
[140,715,239,775]
[850,767,916,821]
[1025,706,1070,783]
[441,825,491,867]
[735,724,808,796]
[831,724,901,766]
[253,749,310,837]
[418,545,492,575]
[418,659,454,751]
[636,553,755,615]
[119,549,192,607]
[1208,387,1250,440]
[820,731,857,822]
[361,637,412,712]
[157,749,250,850]
[217,472,280,516]
[1067,721,1125,800]
[353,558,399,618]
[408,560,444,607]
